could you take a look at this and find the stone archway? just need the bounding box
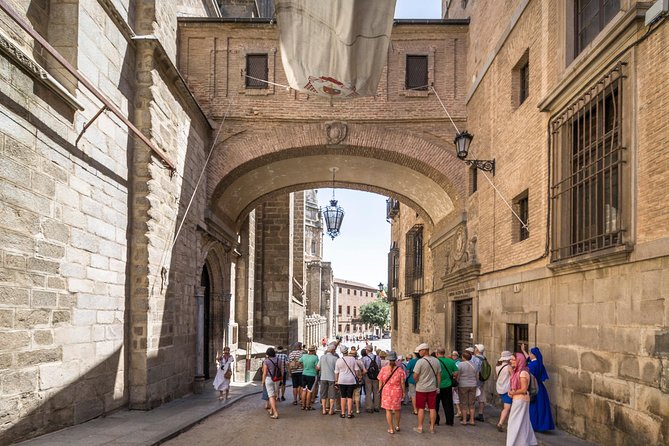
[207,124,467,234]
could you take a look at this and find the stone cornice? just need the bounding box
[0,29,84,110]
[97,0,136,42]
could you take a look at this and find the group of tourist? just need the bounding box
[213,339,555,445]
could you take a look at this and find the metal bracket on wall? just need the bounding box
[75,105,108,146]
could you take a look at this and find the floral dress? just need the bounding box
[378,365,406,411]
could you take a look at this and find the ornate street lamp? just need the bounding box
[454,130,495,175]
[378,282,384,291]
[322,167,344,239]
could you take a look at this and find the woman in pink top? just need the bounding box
[506,353,537,446]
[378,351,406,434]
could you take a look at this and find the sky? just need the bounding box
[315,1,441,288]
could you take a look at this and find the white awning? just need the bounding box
[276,0,396,99]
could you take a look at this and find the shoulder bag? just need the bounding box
[438,358,457,387]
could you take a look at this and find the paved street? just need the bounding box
[164,390,597,446]
[164,395,505,446]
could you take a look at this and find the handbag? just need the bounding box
[379,365,400,395]
[221,357,232,379]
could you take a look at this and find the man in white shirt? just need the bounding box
[412,343,441,434]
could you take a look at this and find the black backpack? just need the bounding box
[366,355,380,380]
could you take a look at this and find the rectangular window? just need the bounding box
[347,306,350,315]
[347,289,350,295]
[412,296,421,333]
[405,226,424,296]
[338,324,342,332]
[392,301,398,330]
[388,243,400,299]
[354,307,357,317]
[338,287,342,293]
[469,165,478,195]
[405,55,428,91]
[338,305,342,315]
[507,323,529,353]
[513,190,530,242]
[575,0,620,56]
[512,50,530,108]
[245,54,268,89]
[519,61,529,104]
[354,290,357,296]
[346,324,350,333]
[551,64,625,260]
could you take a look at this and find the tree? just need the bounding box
[359,299,390,330]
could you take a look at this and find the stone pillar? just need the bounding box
[254,195,293,346]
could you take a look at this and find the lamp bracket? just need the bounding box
[464,159,495,175]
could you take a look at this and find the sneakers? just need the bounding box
[476,414,485,422]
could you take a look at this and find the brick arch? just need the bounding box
[207,123,467,229]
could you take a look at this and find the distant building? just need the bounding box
[334,279,380,337]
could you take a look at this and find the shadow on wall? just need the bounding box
[0,348,124,444]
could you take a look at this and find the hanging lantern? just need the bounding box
[322,167,344,239]
[323,199,344,239]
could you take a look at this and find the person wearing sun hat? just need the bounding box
[472,343,487,422]
[299,345,319,410]
[378,351,405,434]
[495,350,514,432]
[412,343,441,434]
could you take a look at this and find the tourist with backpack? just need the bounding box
[473,343,491,422]
[507,353,538,445]
[262,347,282,419]
[362,348,381,413]
[495,350,514,432]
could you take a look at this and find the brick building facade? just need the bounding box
[1,0,667,444]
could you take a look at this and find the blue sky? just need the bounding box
[315,1,442,287]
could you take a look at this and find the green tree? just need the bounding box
[359,299,390,330]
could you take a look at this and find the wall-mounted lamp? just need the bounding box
[454,131,495,175]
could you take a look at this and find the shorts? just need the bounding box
[320,380,336,400]
[291,373,302,388]
[339,384,356,399]
[415,390,437,410]
[500,392,512,404]
[265,377,279,398]
[476,386,486,403]
[302,375,316,391]
[408,383,416,398]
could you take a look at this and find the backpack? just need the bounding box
[270,359,282,382]
[366,356,380,380]
[528,372,538,401]
[478,355,492,381]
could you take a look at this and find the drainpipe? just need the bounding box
[0,0,176,173]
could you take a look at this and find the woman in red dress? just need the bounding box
[378,351,406,434]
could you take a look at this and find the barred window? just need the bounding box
[392,301,398,330]
[245,54,268,88]
[507,323,528,352]
[387,243,399,298]
[412,296,421,333]
[575,0,620,56]
[405,226,424,296]
[551,63,625,261]
[405,55,428,91]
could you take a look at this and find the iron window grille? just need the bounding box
[387,243,399,299]
[392,301,398,330]
[405,225,424,296]
[245,54,268,89]
[412,296,421,333]
[551,63,626,261]
[507,323,528,352]
[405,55,428,91]
[575,0,620,56]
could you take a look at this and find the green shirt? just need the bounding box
[438,357,459,388]
[300,354,319,377]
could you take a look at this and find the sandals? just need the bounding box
[496,424,505,432]
[270,414,279,419]
[347,414,355,418]
[340,414,346,418]
[395,427,401,432]
[292,401,298,405]
[387,429,395,435]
